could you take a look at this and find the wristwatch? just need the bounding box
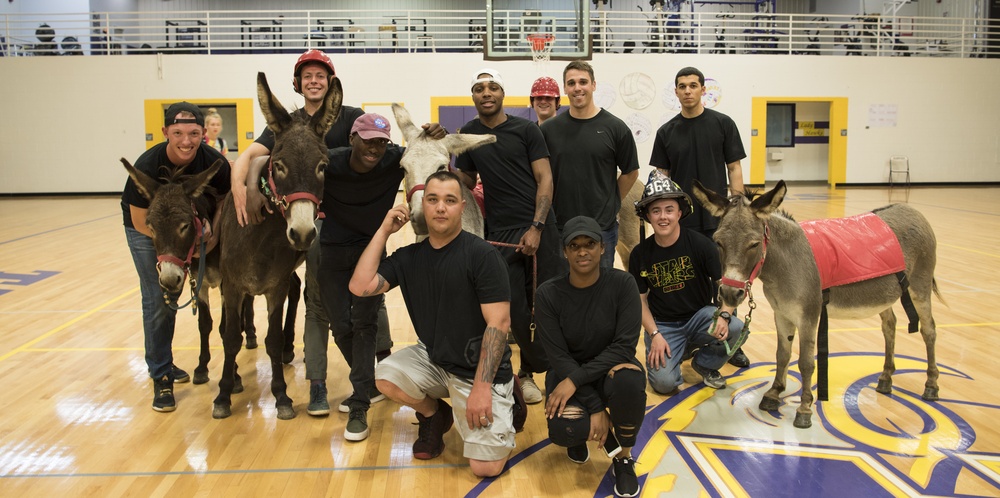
[530,220,545,231]
[648,330,660,338]
[718,311,732,323]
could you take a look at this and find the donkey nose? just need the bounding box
[160,274,183,293]
[288,225,317,250]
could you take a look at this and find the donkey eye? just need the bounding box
[179,223,189,233]
[436,165,447,172]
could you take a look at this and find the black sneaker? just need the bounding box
[344,408,369,441]
[691,357,727,389]
[413,399,453,460]
[152,375,175,412]
[728,347,750,368]
[171,364,190,383]
[567,443,589,464]
[339,387,386,413]
[375,349,391,363]
[612,456,640,497]
[512,375,527,433]
[307,382,330,416]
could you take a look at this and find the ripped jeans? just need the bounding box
[545,367,646,448]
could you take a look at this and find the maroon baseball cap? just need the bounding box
[351,113,391,141]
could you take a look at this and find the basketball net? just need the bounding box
[527,33,554,69]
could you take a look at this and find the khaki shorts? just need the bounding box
[375,343,516,462]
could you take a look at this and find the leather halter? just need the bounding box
[155,203,203,275]
[266,157,324,219]
[719,222,769,291]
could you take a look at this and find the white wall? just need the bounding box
[0,51,998,193]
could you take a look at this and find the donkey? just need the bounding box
[120,158,254,391]
[615,181,645,265]
[390,103,496,238]
[213,72,341,420]
[692,180,941,429]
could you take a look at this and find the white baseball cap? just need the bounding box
[471,68,505,92]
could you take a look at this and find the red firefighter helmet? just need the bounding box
[292,50,336,93]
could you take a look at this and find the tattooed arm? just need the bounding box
[349,203,409,297]
[517,157,553,257]
[465,301,511,430]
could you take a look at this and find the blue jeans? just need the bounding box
[600,222,618,269]
[125,227,178,381]
[645,305,746,394]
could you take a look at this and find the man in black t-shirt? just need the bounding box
[350,172,516,478]
[455,68,561,406]
[122,102,231,412]
[627,171,746,396]
[648,66,750,369]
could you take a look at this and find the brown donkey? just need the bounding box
[692,180,941,429]
[213,72,341,419]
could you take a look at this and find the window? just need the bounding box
[766,103,795,147]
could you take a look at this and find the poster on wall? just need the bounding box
[868,104,898,128]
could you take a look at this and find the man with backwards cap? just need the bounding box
[121,102,231,412]
[534,215,646,498]
[529,76,562,126]
[454,68,561,406]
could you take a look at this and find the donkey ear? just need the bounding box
[310,75,342,138]
[391,103,421,144]
[691,179,728,217]
[257,72,292,135]
[441,133,497,156]
[121,157,160,201]
[750,180,786,218]
[182,159,223,199]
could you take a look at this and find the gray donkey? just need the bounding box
[391,103,495,238]
[692,180,941,429]
[213,72,341,420]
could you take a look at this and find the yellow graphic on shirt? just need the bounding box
[644,256,695,293]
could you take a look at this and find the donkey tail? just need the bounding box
[932,278,947,307]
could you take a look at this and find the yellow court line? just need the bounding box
[940,243,1000,259]
[0,286,140,363]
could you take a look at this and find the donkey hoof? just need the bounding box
[212,404,232,419]
[282,350,295,365]
[245,337,258,350]
[793,412,812,429]
[875,379,892,395]
[233,378,245,394]
[759,397,780,412]
[922,387,939,401]
[276,405,296,420]
[193,371,209,385]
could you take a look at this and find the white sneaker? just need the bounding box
[519,375,543,404]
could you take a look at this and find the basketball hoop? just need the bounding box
[526,33,555,64]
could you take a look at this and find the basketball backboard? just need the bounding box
[483,0,592,61]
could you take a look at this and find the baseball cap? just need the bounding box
[164,102,205,127]
[561,216,603,247]
[471,68,505,92]
[351,113,392,141]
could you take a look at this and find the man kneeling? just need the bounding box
[349,171,518,477]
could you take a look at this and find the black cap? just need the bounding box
[561,216,603,247]
[164,102,205,127]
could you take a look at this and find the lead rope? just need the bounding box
[165,222,207,315]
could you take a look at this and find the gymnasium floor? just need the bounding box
[1,184,999,497]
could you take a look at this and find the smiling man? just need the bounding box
[529,76,561,125]
[540,61,639,269]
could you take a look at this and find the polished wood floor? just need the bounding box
[1,185,999,497]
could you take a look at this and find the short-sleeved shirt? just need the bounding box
[541,109,639,230]
[627,230,720,322]
[255,105,365,150]
[320,145,404,246]
[455,115,552,231]
[378,231,513,383]
[120,142,231,229]
[649,108,746,232]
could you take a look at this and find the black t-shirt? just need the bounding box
[320,145,404,246]
[455,115,552,231]
[540,109,639,230]
[379,231,513,383]
[120,142,231,229]
[649,108,746,232]
[627,230,720,322]
[535,269,643,414]
[255,105,365,150]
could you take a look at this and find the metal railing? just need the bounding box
[2,9,997,58]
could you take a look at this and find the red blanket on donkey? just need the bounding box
[800,212,906,290]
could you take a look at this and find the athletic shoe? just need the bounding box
[375,349,391,363]
[344,408,369,442]
[512,375,527,432]
[612,456,640,497]
[728,347,750,368]
[307,382,330,416]
[171,364,190,383]
[152,375,176,412]
[519,374,543,404]
[691,357,727,389]
[413,399,453,460]
[339,387,387,413]
[567,443,590,464]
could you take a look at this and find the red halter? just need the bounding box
[155,203,203,275]
[719,222,769,291]
[406,183,425,204]
[267,157,324,219]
